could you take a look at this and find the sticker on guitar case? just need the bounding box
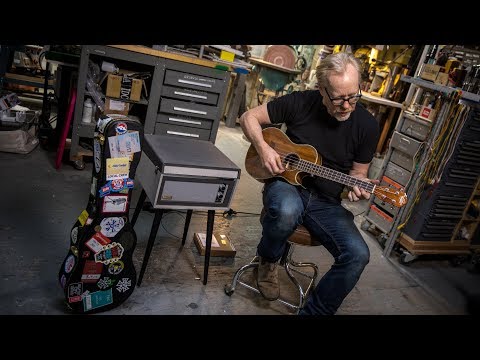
[108,131,141,158]
[83,288,113,312]
[64,255,75,274]
[99,178,134,197]
[115,278,132,293]
[94,242,124,264]
[107,260,124,275]
[71,227,78,244]
[118,131,141,154]
[102,195,128,213]
[85,232,111,253]
[94,137,101,174]
[78,210,89,226]
[97,117,113,134]
[106,157,130,181]
[81,260,103,283]
[100,217,125,237]
[68,282,83,303]
[59,274,66,288]
[90,177,97,196]
[70,246,78,257]
[97,277,115,290]
[115,122,128,135]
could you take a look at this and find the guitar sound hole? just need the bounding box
[284,153,300,170]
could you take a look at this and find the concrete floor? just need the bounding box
[0,121,477,315]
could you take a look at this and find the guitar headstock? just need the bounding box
[373,186,408,208]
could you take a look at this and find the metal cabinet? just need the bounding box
[154,59,229,142]
[70,46,230,168]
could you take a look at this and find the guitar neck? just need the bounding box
[298,159,375,193]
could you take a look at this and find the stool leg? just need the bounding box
[285,249,319,311]
[137,209,164,286]
[224,256,260,295]
[181,210,193,246]
[131,189,146,227]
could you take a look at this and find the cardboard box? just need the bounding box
[434,72,449,86]
[420,64,442,82]
[193,232,236,257]
[104,98,130,116]
[106,73,142,102]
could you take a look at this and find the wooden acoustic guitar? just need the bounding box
[245,127,407,208]
[58,115,144,313]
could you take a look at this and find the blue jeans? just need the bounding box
[259,180,370,315]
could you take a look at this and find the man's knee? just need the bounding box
[352,243,370,268]
[266,203,302,227]
[341,242,370,269]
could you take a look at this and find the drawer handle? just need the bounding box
[400,137,410,143]
[173,106,207,115]
[174,91,207,100]
[178,79,212,88]
[166,130,200,138]
[168,117,202,125]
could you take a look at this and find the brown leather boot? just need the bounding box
[254,256,280,301]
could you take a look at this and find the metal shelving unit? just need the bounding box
[400,75,480,103]
[70,45,162,169]
[366,68,480,261]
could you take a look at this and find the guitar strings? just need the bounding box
[268,149,376,193]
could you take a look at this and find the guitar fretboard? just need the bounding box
[298,159,375,193]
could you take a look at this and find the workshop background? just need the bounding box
[0,44,479,315]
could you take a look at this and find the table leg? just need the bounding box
[131,189,146,227]
[137,209,164,286]
[203,210,215,285]
[181,210,193,246]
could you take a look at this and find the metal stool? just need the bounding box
[224,213,321,313]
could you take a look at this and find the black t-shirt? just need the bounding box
[267,90,379,201]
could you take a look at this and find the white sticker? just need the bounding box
[108,136,121,158]
[85,237,104,253]
[97,117,113,134]
[116,278,132,293]
[94,138,101,174]
[102,195,128,213]
[197,233,220,248]
[100,217,125,237]
[108,99,127,111]
[64,255,75,273]
[118,131,141,154]
[90,177,97,196]
[71,227,78,244]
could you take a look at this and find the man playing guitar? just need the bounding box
[240,52,381,315]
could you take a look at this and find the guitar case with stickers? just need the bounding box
[58,114,143,313]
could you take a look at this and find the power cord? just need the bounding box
[222,208,260,219]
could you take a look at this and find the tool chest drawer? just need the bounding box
[154,123,211,141]
[159,98,219,120]
[390,131,422,157]
[384,161,412,186]
[390,148,415,171]
[400,115,431,141]
[156,113,213,130]
[163,69,225,94]
[160,85,219,105]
